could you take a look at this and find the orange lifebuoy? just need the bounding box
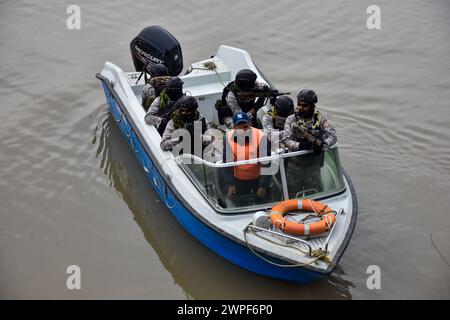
[270,199,336,236]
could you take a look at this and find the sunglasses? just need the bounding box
[297,102,309,107]
[179,109,192,114]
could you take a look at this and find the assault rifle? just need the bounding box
[236,89,289,102]
[293,125,323,148]
[236,89,290,120]
[215,87,289,125]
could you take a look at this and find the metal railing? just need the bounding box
[247,224,313,256]
[174,148,319,167]
[246,207,345,256]
[323,208,344,251]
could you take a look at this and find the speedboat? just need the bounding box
[96,26,358,284]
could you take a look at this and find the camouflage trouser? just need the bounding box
[285,153,324,198]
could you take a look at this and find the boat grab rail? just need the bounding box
[174,145,338,168]
[323,208,344,251]
[247,207,344,256]
[246,224,313,256]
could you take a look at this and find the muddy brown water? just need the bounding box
[1,0,449,299]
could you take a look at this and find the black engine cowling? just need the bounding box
[130,26,183,76]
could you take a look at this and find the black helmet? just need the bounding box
[147,63,169,78]
[165,77,184,101]
[297,89,318,107]
[235,69,257,91]
[274,96,294,117]
[175,95,198,111]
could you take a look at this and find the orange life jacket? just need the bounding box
[226,127,265,180]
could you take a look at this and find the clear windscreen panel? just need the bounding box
[176,147,345,213]
[284,147,345,199]
[177,157,285,210]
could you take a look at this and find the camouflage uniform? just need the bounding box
[144,96,163,128]
[283,111,336,151]
[283,110,337,197]
[261,107,288,146]
[223,81,267,129]
[141,84,156,108]
[145,91,180,131]
[160,111,213,151]
[141,76,171,110]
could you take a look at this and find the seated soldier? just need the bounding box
[141,63,170,111]
[262,95,294,146]
[145,77,184,135]
[160,96,213,153]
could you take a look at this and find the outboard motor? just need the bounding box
[130,26,183,76]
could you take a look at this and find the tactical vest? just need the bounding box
[296,110,322,132]
[172,109,208,154]
[221,82,256,112]
[144,76,172,110]
[156,94,178,135]
[267,107,287,130]
[185,117,208,155]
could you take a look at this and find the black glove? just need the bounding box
[255,97,265,109]
[217,105,233,125]
[312,138,323,154]
[298,139,310,150]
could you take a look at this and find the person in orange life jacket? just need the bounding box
[222,112,271,200]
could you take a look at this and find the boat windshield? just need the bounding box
[175,146,345,213]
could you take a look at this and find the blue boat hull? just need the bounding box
[99,80,324,284]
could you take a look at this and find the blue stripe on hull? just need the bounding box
[100,82,322,284]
